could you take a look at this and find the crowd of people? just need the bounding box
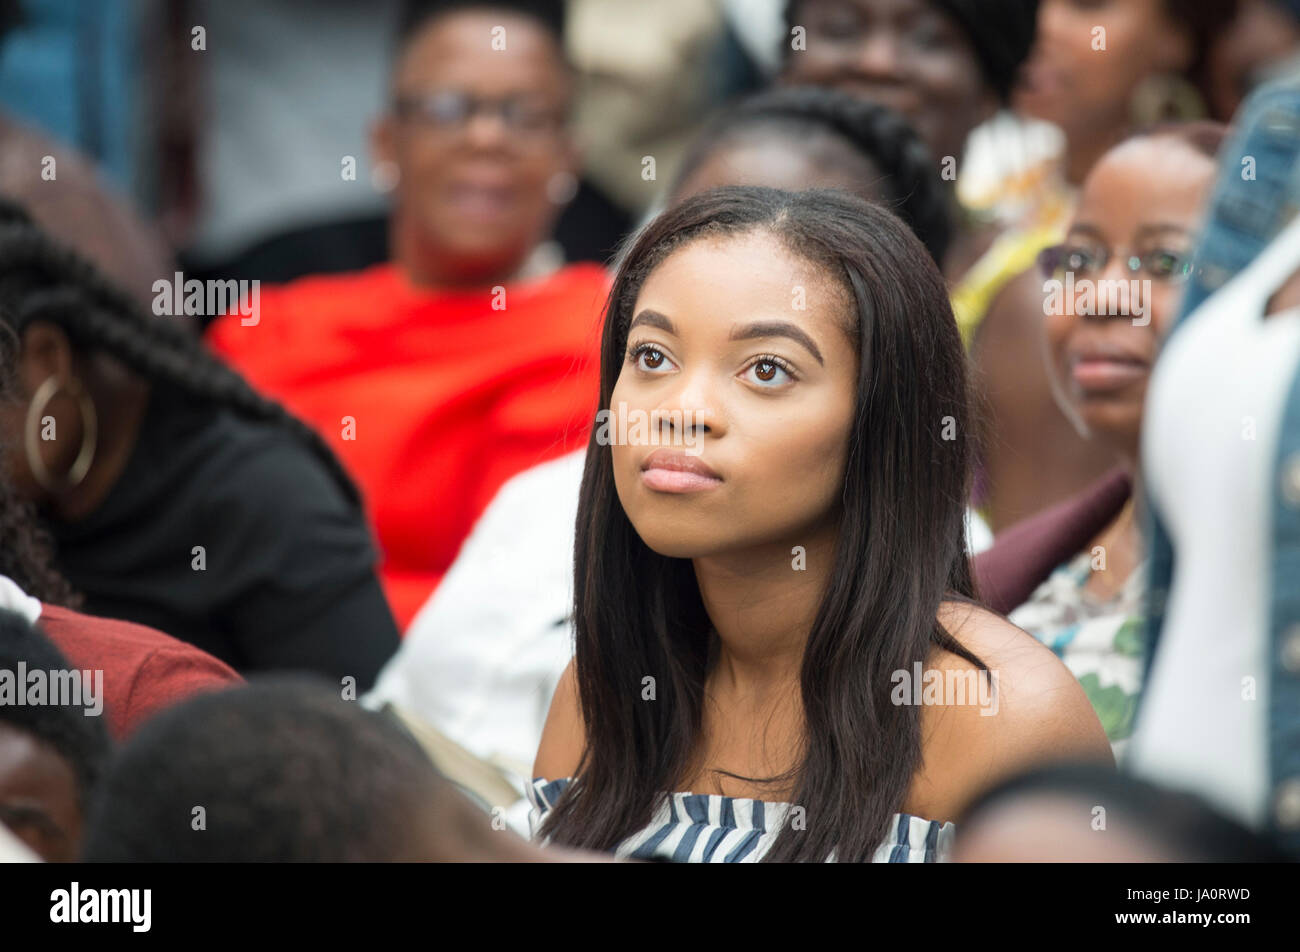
[1,0,1299,864]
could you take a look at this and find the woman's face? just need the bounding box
[375,12,577,282]
[0,723,81,862]
[1044,136,1216,459]
[610,230,859,559]
[1018,0,1193,136]
[783,0,996,165]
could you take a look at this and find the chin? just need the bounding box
[629,521,719,560]
[1079,407,1141,447]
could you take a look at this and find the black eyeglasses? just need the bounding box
[1037,243,1195,284]
[392,90,565,140]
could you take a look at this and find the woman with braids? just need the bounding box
[0,327,238,739]
[0,200,399,688]
[527,187,1110,863]
[367,86,965,828]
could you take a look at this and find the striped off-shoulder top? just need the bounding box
[527,777,954,863]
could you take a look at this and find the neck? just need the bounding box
[694,522,837,699]
[390,215,537,290]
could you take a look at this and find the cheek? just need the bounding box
[914,51,987,105]
[1150,287,1180,338]
[744,392,854,521]
[398,144,448,208]
[782,50,841,87]
[1045,310,1072,369]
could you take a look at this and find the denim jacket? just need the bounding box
[1143,73,1300,855]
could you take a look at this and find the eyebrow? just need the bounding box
[1135,223,1193,241]
[628,309,676,335]
[628,311,826,366]
[729,321,824,365]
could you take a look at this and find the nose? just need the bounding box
[1092,254,1136,320]
[851,32,905,83]
[650,368,725,444]
[462,107,511,150]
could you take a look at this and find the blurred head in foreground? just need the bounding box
[954,763,1289,862]
[83,677,587,862]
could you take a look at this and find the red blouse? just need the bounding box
[208,262,608,628]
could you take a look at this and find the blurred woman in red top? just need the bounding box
[208,1,607,627]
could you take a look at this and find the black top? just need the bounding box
[48,382,400,690]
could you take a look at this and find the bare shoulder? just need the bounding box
[904,602,1114,821]
[533,657,587,781]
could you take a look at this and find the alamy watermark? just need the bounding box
[1043,272,1152,327]
[0,663,104,716]
[152,271,260,325]
[890,662,1000,716]
[50,883,150,932]
[594,402,706,455]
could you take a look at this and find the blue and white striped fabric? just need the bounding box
[527,777,954,863]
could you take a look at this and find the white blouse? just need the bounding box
[1130,215,1300,827]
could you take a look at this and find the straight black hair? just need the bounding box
[540,186,984,862]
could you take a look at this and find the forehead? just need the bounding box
[393,11,569,96]
[1073,138,1216,235]
[632,230,854,343]
[0,724,77,800]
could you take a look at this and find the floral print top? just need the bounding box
[1008,549,1148,762]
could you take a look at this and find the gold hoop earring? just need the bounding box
[24,375,98,493]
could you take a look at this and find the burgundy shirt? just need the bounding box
[38,604,241,739]
[975,468,1133,616]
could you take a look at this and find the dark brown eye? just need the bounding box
[642,349,664,369]
[754,361,777,381]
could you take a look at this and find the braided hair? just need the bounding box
[0,415,78,606]
[671,85,952,266]
[0,198,362,515]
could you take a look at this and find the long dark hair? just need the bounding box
[541,186,984,862]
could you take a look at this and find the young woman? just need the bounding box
[369,87,963,827]
[0,201,398,686]
[977,124,1224,758]
[530,187,1110,862]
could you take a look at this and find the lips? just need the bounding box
[1067,344,1151,393]
[640,449,722,494]
[444,181,516,221]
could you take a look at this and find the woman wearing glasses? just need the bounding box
[975,123,1225,758]
[208,1,606,627]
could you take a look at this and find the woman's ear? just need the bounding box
[18,321,75,396]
